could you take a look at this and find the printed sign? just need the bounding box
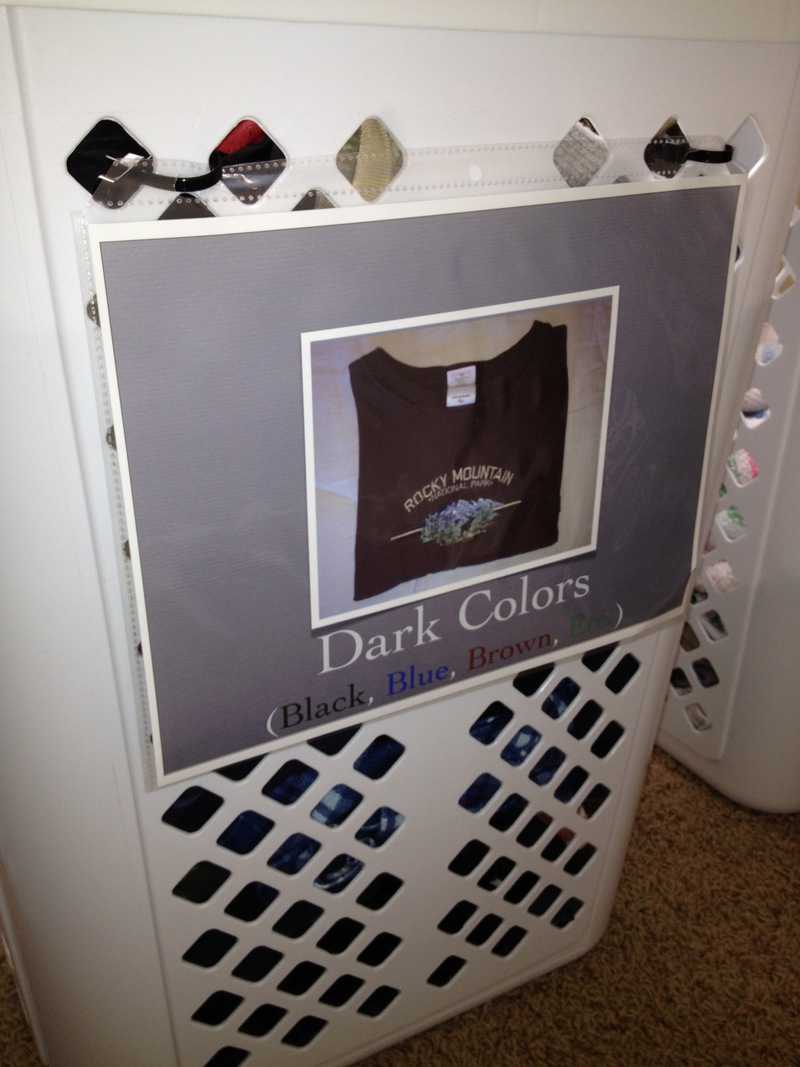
[90,179,741,782]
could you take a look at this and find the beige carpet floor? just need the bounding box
[2,750,798,1067]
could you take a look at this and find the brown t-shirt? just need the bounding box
[349,319,568,601]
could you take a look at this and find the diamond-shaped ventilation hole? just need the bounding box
[591,721,625,759]
[489,793,528,832]
[529,884,561,916]
[216,755,264,782]
[478,856,516,892]
[262,760,318,805]
[281,1016,328,1048]
[336,116,404,202]
[458,772,502,813]
[212,118,286,205]
[579,784,610,819]
[311,784,363,827]
[357,932,402,966]
[644,117,689,178]
[354,735,405,779]
[314,853,364,894]
[428,955,466,987]
[516,811,552,848]
[728,115,767,177]
[307,724,362,756]
[355,806,405,848]
[238,1003,287,1037]
[568,700,603,740]
[273,900,324,939]
[693,658,720,688]
[700,610,727,642]
[183,929,238,968]
[225,881,279,922]
[317,917,365,955]
[162,786,223,833]
[605,654,640,694]
[552,897,584,929]
[581,643,618,672]
[554,766,589,803]
[278,961,326,996]
[741,387,770,430]
[501,726,541,766]
[530,747,566,786]
[671,668,692,696]
[357,872,403,910]
[358,985,400,1017]
[217,811,274,855]
[542,828,575,862]
[232,946,283,982]
[553,117,609,187]
[685,703,712,732]
[173,862,231,904]
[729,446,759,488]
[493,925,527,957]
[469,701,514,744]
[565,843,596,876]
[439,900,478,934]
[466,913,503,946]
[449,839,490,876]
[320,974,364,1007]
[268,833,321,875]
[192,990,243,1025]
[504,871,540,905]
[680,624,700,652]
[542,677,580,719]
[513,663,554,697]
[203,1049,250,1067]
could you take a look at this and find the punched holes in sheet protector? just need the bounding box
[489,793,529,832]
[162,786,224,833]
[336,116,405,202]
[553,118,610,187]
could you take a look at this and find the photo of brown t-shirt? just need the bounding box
[349,319,569,601]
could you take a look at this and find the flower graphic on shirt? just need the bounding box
[420,498,501,546]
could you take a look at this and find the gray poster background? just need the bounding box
[99,186,738,776]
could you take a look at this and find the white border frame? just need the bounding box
[88,176,744,785]
[302,287,619,629]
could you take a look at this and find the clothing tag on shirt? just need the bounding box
[446,365,476,407]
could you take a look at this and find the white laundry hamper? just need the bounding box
[2,7,800,1067]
